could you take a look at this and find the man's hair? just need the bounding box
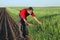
[28,7,33,11]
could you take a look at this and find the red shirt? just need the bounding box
[19,8,35,19]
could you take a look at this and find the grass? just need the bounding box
[6,7,60,40]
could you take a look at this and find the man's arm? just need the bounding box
[33,16,42,25]
[23,19,34,27]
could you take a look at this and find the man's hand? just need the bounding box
[38,22,42,26]
[33,16,42,26]
[28,23,34,27]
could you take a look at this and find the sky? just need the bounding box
[0,0,60,7]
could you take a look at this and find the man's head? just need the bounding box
[27,7,33,14]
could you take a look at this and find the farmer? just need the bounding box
[19,7,42,39]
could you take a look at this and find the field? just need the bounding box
[6,7,60,40]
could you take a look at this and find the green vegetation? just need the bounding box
[6,7,60,40]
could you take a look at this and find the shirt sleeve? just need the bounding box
[31,12,35,17]
[20,10,26,19]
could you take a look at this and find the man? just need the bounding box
[19,7,42,39]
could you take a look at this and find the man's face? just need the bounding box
[27,10,33,15]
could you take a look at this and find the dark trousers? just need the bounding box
[18,16,28,38]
